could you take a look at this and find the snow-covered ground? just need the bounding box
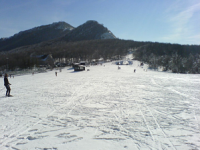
[0,61,200,150]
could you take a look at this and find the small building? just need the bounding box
[73,64,85,71]
[31,53,54,67]
[39,54,54,66]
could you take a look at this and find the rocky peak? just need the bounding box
[62,20,116,41]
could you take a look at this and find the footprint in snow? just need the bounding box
[27,136,37,140]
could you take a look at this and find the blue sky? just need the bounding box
[0,0,200,45]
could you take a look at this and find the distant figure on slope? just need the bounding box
[134,69,136,73]
[4,73,11,96]
[55,72,57,76]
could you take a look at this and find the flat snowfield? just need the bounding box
[0,62,200,150]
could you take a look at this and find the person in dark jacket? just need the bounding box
[4,73,11,96]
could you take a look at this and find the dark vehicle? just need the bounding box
[73,64,85,71]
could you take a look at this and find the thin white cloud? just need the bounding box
[169,2,200,24]
[162,1,200,44]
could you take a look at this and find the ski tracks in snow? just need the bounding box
[151,77,200,130]
[134,86,176,150]
[0,77,91,149]
[1,64,200,150]
[149,77,200,149]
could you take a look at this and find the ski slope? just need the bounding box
[0,61,200,150]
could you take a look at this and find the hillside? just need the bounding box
[0,21,74,52]
[0,39,145,69]
[133,43,200,73]
[0,38,200,73]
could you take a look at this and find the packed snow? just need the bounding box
[0,61,200,150]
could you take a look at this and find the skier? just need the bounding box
[4,73,11,96]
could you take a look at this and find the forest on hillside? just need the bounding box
[0,39,145,70]
[133,43,200,73]
[0,39,200,73]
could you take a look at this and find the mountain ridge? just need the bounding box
[0,20,117,52]
[0,21,74,52]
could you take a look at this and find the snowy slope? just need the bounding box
[0,61,200,150]
[101,31,116,39]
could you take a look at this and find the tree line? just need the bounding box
[134,42,200,73]
[0,39,200,73]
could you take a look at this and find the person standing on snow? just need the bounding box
[4,73,11,96]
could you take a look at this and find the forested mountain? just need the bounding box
[0,20,116,52]
[0,21,74,52]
